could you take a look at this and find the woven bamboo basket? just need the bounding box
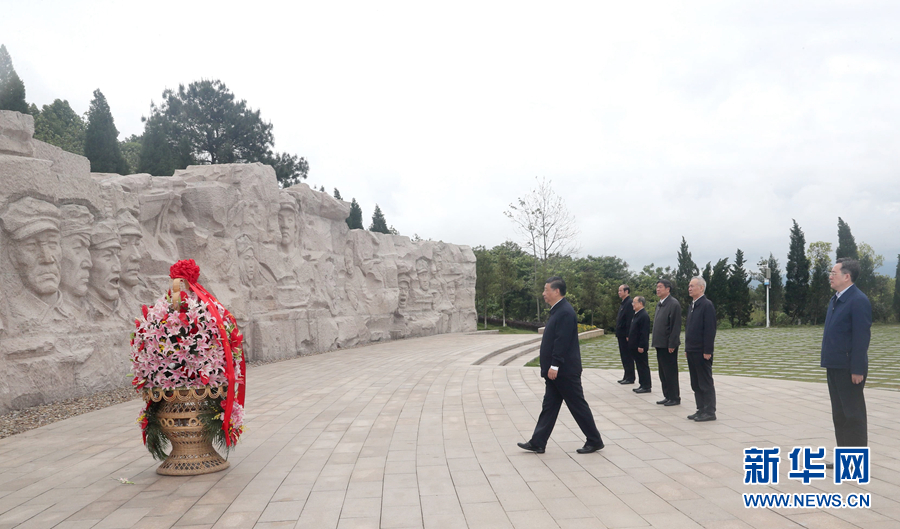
[143,386,230,476]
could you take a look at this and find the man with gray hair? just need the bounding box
[685,276,717,421]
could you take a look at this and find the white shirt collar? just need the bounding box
[551,297,564,309]
[836,284,852,299]
[658,295,668,304]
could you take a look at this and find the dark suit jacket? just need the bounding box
[652,296,682,349]
[821,284,871,375]
[628,309,650,353]
[685,295,716,355]
[615,296,634,338]
[539,297,582,378]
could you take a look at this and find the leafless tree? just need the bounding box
[504,176,580,320]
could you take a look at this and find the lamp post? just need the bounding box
[764,267,771,328]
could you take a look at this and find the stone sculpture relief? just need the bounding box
[0,110,476,413]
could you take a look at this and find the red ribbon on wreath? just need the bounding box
[170,259,246,446]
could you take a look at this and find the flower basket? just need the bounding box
[131,260,246,475]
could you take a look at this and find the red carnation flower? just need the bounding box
[169,259,200,284]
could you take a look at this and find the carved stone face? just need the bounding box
[398,279,410,309]
[344,247,355,277]
[239,249,257,286]
[447,281,457,304]
[119,234,143,287]
[60,233,92,297]
[11,229,62,296]
[278,209,298,249]
[416,260,430,291]
[88,246,121,301]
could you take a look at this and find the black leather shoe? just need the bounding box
[664,400,681,407]
[618,379,635,385]
[694,412,717,422]
[576,442,604,454]
[687,412,699,420]
[634,387,651,394]
[656,399,669,405]
[517,441,545,454]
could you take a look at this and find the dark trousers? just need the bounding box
[656,347,680,401]
[826,368,867,447]
[632,349,652,389]
[530,375,603,448]
[617,336,635,382]
[686,352,716,413]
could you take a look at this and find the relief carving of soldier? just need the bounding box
[0,197,68,325]
[58,204,95,317]
[116,210,154,311]
[86,218,123,319]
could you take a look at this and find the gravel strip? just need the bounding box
[0,359,289,440]
[0,386,140,439]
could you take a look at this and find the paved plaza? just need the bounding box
[1,332,899,528]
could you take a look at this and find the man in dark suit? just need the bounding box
[628,296,651,392]
[821,258,871,449]
[615,284,635,384]
[518,276,604,454]
[651,279,681,403]
[685,277,717,422]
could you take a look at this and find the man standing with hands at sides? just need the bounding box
[651,279,681,404]
[821,258,871,461]
[518,277,604,454]
[629,296,652,393]
[615,284,635,385]
[686,277,717,422]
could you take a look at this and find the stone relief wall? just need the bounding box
[0,111,476,413]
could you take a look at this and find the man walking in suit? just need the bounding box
[821,258,871,449]
[518,276,604,454]
[628,296,652,393]
[615,284,635,385]
[652,279,681,404]
[685,277,717,421]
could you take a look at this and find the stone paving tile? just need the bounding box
[0,333,898,528]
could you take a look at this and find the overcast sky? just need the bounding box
[3,1,899,275]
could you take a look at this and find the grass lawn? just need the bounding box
[477,322,538,335]
[528,324,900,391]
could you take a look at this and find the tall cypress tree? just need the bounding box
[784,220,810,323]
[726,249,752,327]
[0,45,28,113]
[702,262,712,286]
[893,255,900,322]
[707,258,729,322]
[369,204,390,234]
[346,198,364,229]
[674,236,699,317]
[836,217,858,260]
[84,89,128,174]
[806,241,833,324]
[0,69,28,113]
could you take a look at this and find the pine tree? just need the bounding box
[893,255,900,322]
[0,45,13,85]
[784,220,810,323]
[0,70,27,113]
[836,217,858,260]
[707,258,729,322]
[84,89,128,174]
[702,262,712,286]
[346,198,364,229]
[806,241,833,324]
[33,99,86,155]
[726,249,752,327]
[369,205,390,234]
[674,236,699,317]
[333,188,342,200]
